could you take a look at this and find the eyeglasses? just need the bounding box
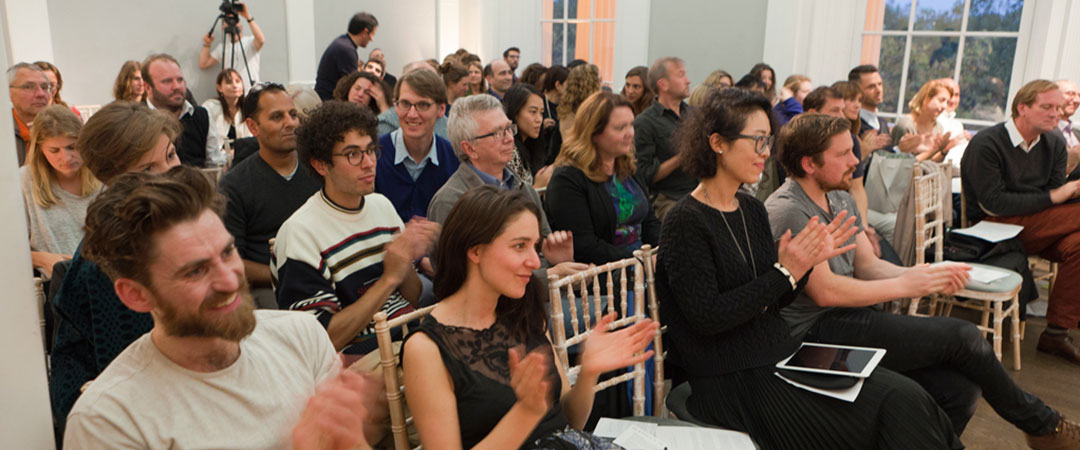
[472,123,517,141]
[332,144,381,166]
[395,99,436,113]
[10,82,54,93]
[736,134,775,154]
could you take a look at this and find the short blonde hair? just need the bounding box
[1011,79,1059,119]
[783,74,810,94]
[26,105,101,207]
[908,79,954,116]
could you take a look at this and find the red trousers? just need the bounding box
[990,201,1080,329]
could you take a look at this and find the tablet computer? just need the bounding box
[775,343,886,378]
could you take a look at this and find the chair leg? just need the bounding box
[1049,262,1059,295]
[907,297,920,316]
[992,301,1003,362]
[1011,296,1022,371]
[980,308,991,339]
[1020,320,1026,341]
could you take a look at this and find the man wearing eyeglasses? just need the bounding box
[273,101,438,359]
[7,62,53,165]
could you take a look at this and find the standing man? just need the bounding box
[484,59,513,101]
[848,64,892,152]
[219,82,320,310]
[143,54,223,168]
[503,47,520,83]
[315,12,378,100]
[7,62,52,165]
[963,79,1080,364]
[633,56,693,218]
[199,2,265,90]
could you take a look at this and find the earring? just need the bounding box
[716,150,723,155]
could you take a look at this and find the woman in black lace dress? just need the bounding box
[402,186,657,449]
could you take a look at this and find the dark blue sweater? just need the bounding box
[375,133,460,222]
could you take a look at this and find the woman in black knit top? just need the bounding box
[657,88,962,449]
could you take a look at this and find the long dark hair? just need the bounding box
[504,84,547,175]
[215,68,244,121]
[434,186,547,342]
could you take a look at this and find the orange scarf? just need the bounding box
[12,109,30,142]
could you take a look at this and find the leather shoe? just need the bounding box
[1026,416,1080,450]
[1037,332,1080,364]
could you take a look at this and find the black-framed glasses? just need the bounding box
[395,99,436,113]
[332,144,380,166]
[472,123,517,141]
[10,82,53,93]
[736,134,775,154]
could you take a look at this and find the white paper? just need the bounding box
[774,372,864,403]
[594,418,657,439]
[613,425,667,450]
[653,426,756,450]
[967,265,1010,284]
[951,221,1024,243]
[951,177,963,194]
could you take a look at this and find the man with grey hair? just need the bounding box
[633,56,693,218]
[1054,79,1080,175]
[377,61,448,137]
[8,62,52,165]
[427,94,583,279]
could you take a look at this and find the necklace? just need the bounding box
[703,188,757,273]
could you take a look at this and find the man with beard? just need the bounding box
[7,62,52,164]
[273,101,439,357]
[633,56,693,218]
[765,113,1080,447]
[219,82,320,309]
[65,166,385,449]
[503,46,520,83]
[848,64,892,152]
[143,54,223,167]
[484,59,513,101]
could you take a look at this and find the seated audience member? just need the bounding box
[621,65,653,116]
[377,61,449,138]
[849,64,893,152]
[963,79,1080,365]
[375,69,458,223]
[1055,79,1080,174]
[21,105,102,278]
[658,88,960,449]
[219,82,319,310]
[936,78,971,164]
[202,68,252,142]
[520,62,547,90]
[503,46,521,82]
[333,70,391,114]
[64,166,383,449]
[504,83,550,183]
[272,101,438,355]
[557,64,602,144]
[749,62,778,104]
[546,92,660,266]
[540,65,569,164]
[368,48,397,89]
[890,79,958,162]
[112,60,146,103]
[315,12,378,100]
[438,61,470,113]
[766,113,1079,445]
[704,69,734,89]
[634,57,693,218]
[143,54,224,167]
[832,80,888,165]
[363,58,386,80]
[198,1,264,90]
[734,74,768,96]
[404,186,656,449]
[485,59,513,101]
[8,62,52,165]
[49,102,182,438]
[287,83,322,120]
[466,59,486,96]
[773,74,811,125]
[687,83,716,108]
[34,62,72,111]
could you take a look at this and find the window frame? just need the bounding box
[540,0,616,83]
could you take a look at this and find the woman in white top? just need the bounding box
[20,105,102,277]
[201,68,251,143]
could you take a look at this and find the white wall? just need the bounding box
[284,0,316,84]
[612,0,651,92]
[313,0,437,79]
[764,0,863,88]
[456,0,542,72]
[4,0,54,64]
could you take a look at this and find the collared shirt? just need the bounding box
[859,108,881,131]
[633,99,696,198]
[487,88,504,102]
[391,129,439,181]
[467,162,515,191]
[146,99,225,166]
[1005,118,1040,153]
[1059,119,1080,148]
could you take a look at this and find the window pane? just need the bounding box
[567,23,579,64]
[913,0,963,31]
[552,23,565,66]
[904,36,959,112]
[958,37,1017,121]
[553,0,565,19]
[568,0,579,19]
[967,0,1023,32]
[878,36,906,114]
[884,0,913,30]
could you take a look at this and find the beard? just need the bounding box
[154,277,257,342]
[815,171,854,192]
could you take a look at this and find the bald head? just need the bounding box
[486,59,512,96]
[1057,80,1080,119]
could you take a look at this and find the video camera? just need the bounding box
[218,0,244,28]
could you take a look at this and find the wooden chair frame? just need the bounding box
[633,244,667,417]
[374,305,436,450]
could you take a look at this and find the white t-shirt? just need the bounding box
[64,310,340,449]
[211,35,261,91]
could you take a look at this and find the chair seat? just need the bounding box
[665,382,716,428]
[955,262,1022,293]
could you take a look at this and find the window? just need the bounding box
[541,0,616,85]
[861,0,1024,126]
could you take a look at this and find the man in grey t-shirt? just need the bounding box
[763,113,1075,445]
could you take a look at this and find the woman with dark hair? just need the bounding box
[621,66,652,116]
[504,84,550,184]
[113,60,146,103]
[439,61,471,113]
[657,87,961,449]
[541,65,570,165]
[403,185,656,449]
[202,68,251,141]
[749,62,777,103]
[520,63,548,90]
[333,71,391,114]
[735,74,768,96]
[546,92,660,265]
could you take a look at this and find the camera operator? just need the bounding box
[199,1,264,90]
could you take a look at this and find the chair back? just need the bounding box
[912,161,950,265]
[633,244,666,416]
[547,257,648,416]
[34,277,46,354]
[374,305,436,450]
[74,104,101,123]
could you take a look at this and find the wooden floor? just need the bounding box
[957,305,1080,449]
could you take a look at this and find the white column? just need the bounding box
[284,0,316,85]
[2,0,54,64]
[437,0,461,62]
[612,0,650,93]
[0,1,56,447]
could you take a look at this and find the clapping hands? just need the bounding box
[579,314,658,379]
[777,212,859,280]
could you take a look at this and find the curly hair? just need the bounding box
[332,71,390,112]
[82,166,225,285]
[520,63,547,89]
[555,92,637,182]
[557,64,601,121]
[678,88,776,179]
[296,100,379,179]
